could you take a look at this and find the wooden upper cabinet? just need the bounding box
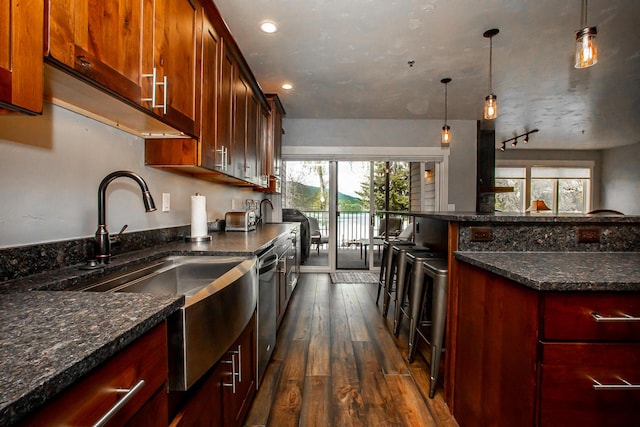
[232,70,248,178]
[0,0,44,114]
[217,40,235,174]
[199,15,221,170]
[265,94,285,177]
[150,0,199,135]
[47,0,199,136]
[48,0,145,104]
[245,90,259,184]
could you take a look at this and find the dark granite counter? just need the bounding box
[0,292,183,426]
[455,251,640,291]
[1,223,296,294]
[0,222,296,425]
[380,210,640,223]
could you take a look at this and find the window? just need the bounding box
[495,166,592,214]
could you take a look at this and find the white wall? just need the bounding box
[601,142,640,215]
[282,118,477,211]
[0,104,259,248]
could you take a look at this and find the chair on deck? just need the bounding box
[377,217,403,239]
[308,217,329,254]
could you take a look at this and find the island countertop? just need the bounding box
[0,222,297,425]
[455,251,640,291]
[378,210,640,223]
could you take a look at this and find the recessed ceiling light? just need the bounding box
[260,21,278,34]
[281,83,293,90]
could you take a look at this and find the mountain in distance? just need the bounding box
[286,181,361,208]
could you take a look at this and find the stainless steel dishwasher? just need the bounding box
[256,246,278,386]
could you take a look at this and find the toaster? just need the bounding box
[225,211,256,231]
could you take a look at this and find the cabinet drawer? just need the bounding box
[20,323,168,427]
[540,342,640,427]
[542,292,640,341]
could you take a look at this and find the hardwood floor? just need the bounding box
[245,273,458,427]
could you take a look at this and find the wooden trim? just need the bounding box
[444,221,459,409]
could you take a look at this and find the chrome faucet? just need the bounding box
[258,199,273,225]
[94,171,156,264]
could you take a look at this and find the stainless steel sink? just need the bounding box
[70,255,258,391]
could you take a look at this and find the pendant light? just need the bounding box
[483,28,499,120]
[575,0,598,68]
[441,78,452,146]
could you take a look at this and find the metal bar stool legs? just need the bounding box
[406,258,448,398]
[375,242,391,306]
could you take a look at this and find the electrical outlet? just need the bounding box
[470,226,493,242]
[162,193,170,212]
[577,227,600,243]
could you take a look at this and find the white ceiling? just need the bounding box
[213,0,640,150]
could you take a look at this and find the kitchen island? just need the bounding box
[0,223,298,426]
[452,251,640,427]
[379,211,640,425]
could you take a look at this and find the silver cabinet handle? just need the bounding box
[593,378,640,391]
[92,379,145,427]
[142,68,168,114]
[215,146,228,171]
[591,312,640,322]
[222,353,236,393]
[237,345,242,383]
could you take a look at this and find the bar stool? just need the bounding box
[376,240,415,308]
[398,255,448,398]
[383,244,432,318]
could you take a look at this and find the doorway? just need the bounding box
[335,161,410,270]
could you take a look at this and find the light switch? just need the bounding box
[162,193,170,212]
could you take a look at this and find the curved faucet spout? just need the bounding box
[95,171,156,264]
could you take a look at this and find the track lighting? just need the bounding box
[483,29,499,120]
[497,129,539,151]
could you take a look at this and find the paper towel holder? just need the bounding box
[184,235,212,242]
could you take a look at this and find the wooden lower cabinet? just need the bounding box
[452,261,640,427]
[18,323,169,427]
[539,342,640,427]
[169,315,256,427]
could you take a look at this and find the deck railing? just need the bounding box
[301,211,410,248]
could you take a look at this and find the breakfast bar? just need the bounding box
[380,211,640,426]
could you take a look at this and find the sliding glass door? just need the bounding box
[283,159,411,271]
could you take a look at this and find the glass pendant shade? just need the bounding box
[441,125,451,145]
[575,27,598,68]
[484,94,497,120]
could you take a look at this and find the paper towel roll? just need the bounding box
[190,194,208,237]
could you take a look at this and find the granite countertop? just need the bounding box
[2,223,296,294]
[0,223,296,425]
[455,251,640,291]
[378,210,640,223]
[0,292,183,426]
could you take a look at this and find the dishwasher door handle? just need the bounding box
[259,254,278,274]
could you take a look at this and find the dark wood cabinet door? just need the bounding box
[153,0,199,135]
[217,41,234,174]
[199,16,221,169]
[231,72,248,179]
[0,0,43,113]
[222,318,256,427]
[48,0,145,105]
[245,91,259,183]
[540,342,640,427]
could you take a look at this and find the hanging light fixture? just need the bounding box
[483,28,499,120]
[575,0,598,68]
[441,77,452,146]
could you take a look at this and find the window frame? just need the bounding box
[495,160,594,214]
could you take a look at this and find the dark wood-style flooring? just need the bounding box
[244,273,458,426]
